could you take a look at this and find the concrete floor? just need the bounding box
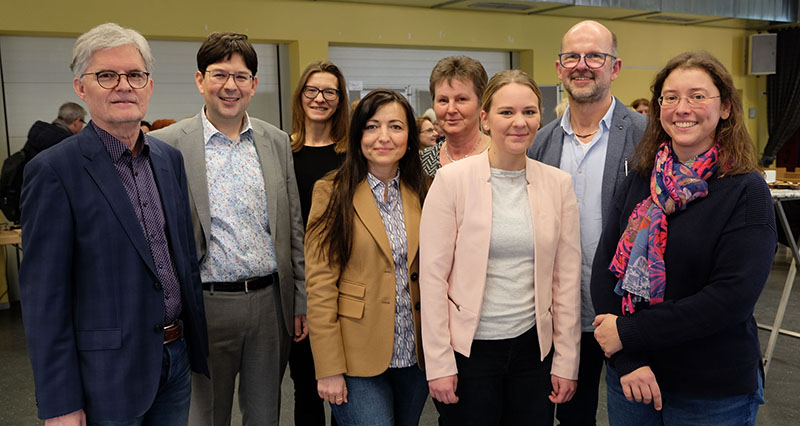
[2,247,799,426]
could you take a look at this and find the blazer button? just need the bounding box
[415,302,421,310]
[410,272,418,281]
[154,281,163,290]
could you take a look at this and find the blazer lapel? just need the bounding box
[353,180,394,264]
[79,129,158,277]
[601,98,629,220]
[149,143,183,267]
[252,127,280,243]
[175,115,212,250]
[401,183,420,267]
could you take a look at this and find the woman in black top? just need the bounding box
[289,60,349,426]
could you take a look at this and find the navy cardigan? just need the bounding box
[591,169,776,397]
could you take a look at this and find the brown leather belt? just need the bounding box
[202,272,277,293]
[164,322,181,344]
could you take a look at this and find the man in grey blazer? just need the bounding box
[527,20,646,426]
[151,33,306,426]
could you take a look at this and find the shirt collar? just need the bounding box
[200,107,254,145]
[92,121,149,162]
[560,97,616,135]
[366,169,401,192]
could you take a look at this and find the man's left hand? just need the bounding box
[294,314,308,342]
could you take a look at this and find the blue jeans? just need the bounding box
[88,338,192,426]
[330,365,428,426]
[605,364,764,426]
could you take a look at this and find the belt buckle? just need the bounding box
[244,278,252,293]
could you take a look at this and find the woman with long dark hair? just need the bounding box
[591,51,775,425]
[305,89,429,426]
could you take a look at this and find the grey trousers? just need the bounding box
[189,283,290,426]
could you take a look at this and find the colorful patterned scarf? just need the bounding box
[609,141,718,314]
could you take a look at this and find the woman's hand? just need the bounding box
[620,366,662,410]
[549,375,577,403]
[429,375,459,404]
[592,314,623,357]
[317,374,348,405]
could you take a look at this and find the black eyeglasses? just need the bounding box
[205,70,254,87]
[83,71,150,89]
[558,52,616,69]
[303,85,340,101]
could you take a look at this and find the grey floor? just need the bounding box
[2,247,799,426]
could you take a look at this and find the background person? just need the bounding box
[289,60,349,426]
[417,116,439,149]
[591,51,775,426]
[630,98,650,115]
[305,89,429,426]
[419,56,490,177]
[420,69,581,425]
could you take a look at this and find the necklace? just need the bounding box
[443,137,484,162]
[574,129,598,139]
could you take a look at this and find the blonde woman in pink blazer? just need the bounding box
[419,69,582,425]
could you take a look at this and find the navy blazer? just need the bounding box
[527,97,647,225]
[19,124,209,420]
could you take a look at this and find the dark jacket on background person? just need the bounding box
[22,120,72,157]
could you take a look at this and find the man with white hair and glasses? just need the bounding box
[19,22,208,426]
[527,20,646,426]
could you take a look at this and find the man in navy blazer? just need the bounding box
[527,20,646,426]
[19,23,208,426]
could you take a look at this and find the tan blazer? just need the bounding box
[305,177,423,380]
[419,150,582,382]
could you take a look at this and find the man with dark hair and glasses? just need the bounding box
[527,20,646,426]
[19,23,209,426]
[150,32,306,426]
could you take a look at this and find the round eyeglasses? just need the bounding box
[303,85,341,101]
[83,71,150,89]
[658,93,721,108]
[558,52,616,69]
[205,70,254,87]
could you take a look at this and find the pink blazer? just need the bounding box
[419,150,582,381]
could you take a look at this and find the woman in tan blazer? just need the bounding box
[305,89,429,426]
[419,70,582,425]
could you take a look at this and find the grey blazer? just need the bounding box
[151,114,306,335]
[527,97,647,225]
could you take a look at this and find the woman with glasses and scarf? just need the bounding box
[290,60,349,426]
[591,51,776,426]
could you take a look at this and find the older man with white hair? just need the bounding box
[19,23,208,426]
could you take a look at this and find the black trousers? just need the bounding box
[554,331,605,426]
[434,326,555,426]
[289,338,337,426]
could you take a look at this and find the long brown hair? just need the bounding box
[307,89,428,270]
[633,51,759,177]
[290,61,349,153]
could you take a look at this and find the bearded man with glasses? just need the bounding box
[19,23,209,426]
[150,32,306,426]
[527,20,647,426]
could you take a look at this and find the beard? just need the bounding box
[563,70,609,104]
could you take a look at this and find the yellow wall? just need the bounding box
[0,0,765,149]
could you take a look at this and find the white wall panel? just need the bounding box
[0,36,284,157]
[329,46,510,115]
